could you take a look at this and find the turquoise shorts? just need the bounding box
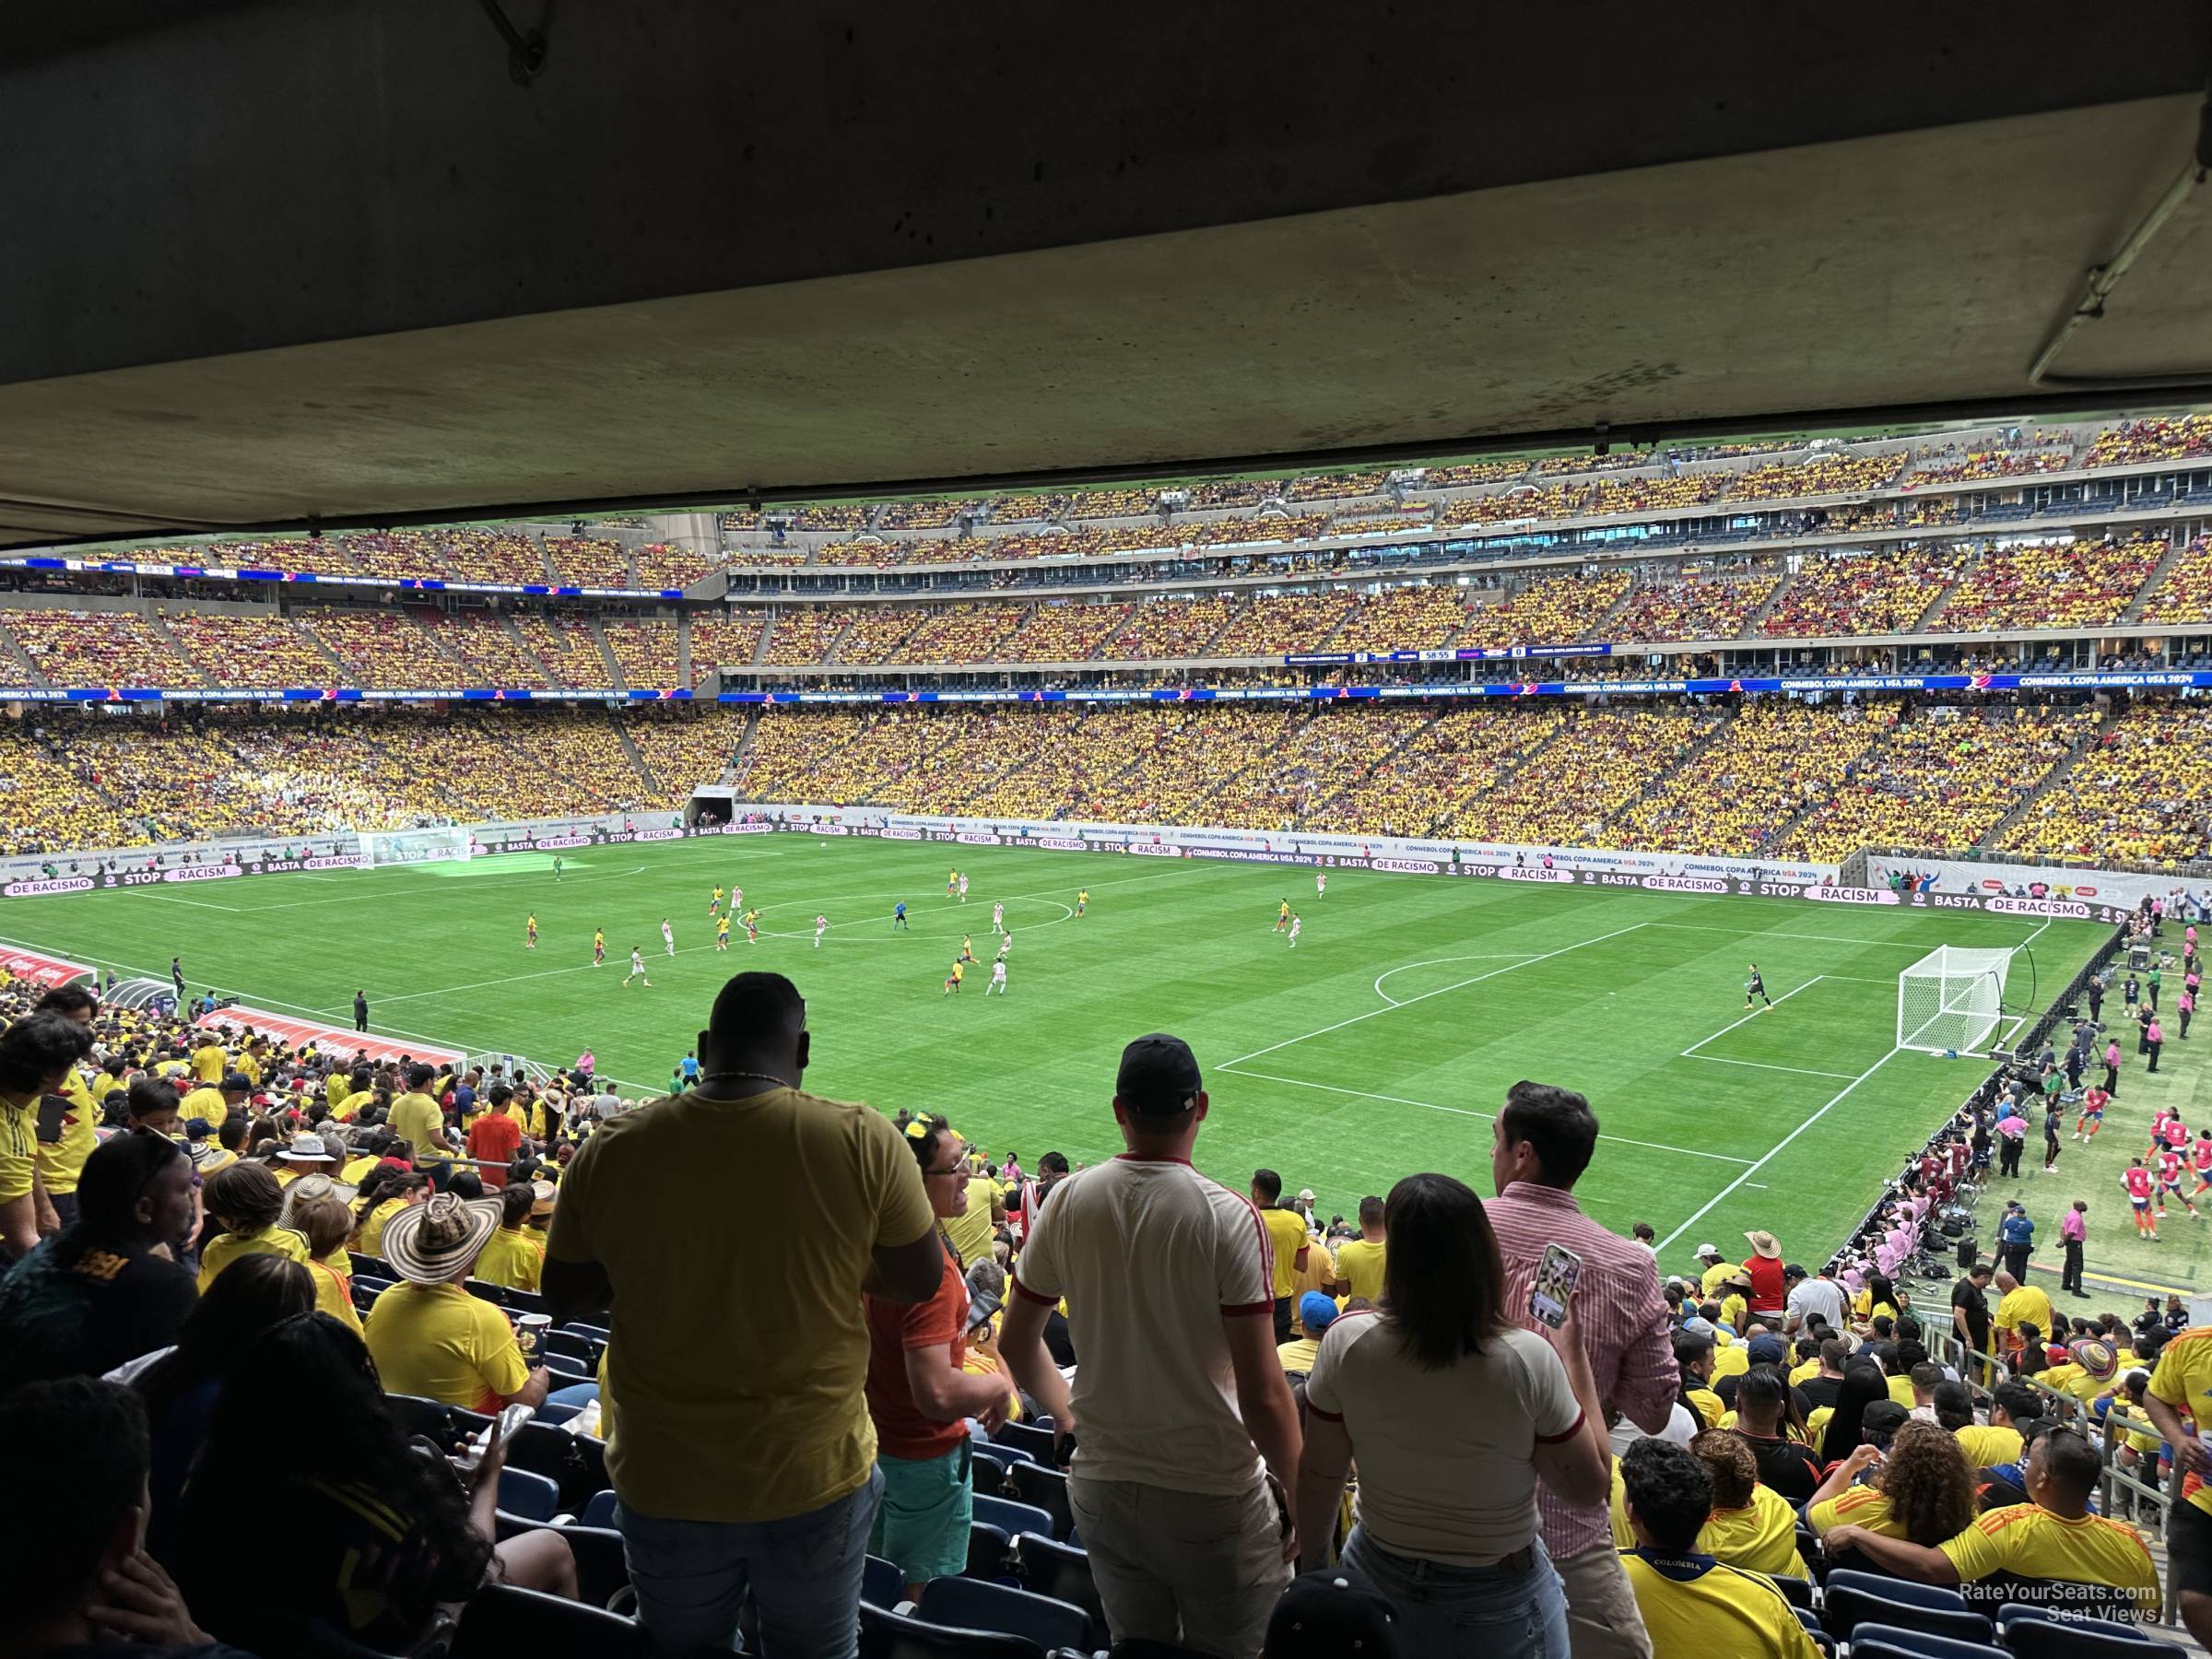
[868,1438,973,1586]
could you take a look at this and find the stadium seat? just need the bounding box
[1848,1625,2007,1659]
[562,1321,612,1342]
[863,1554,906,1609]
[965,1521,1015,1582]
[1006,1463,1074,1539]
[581,1488,619,1529]
[914,1578,1089,1653]
[551,1524,634,1614]
[495,1465,560,1523]
[541,1330,596,1369]
[972,1496,1054,1541]
[542,1364,594,1392]
[992,1421,1059,1463]
[857,1602,1045,1659]
[452,1583,649,1658]
[500,1288,548,1316]
[1012,1533,1105,1643]
[1825,1578,1994,1645]
[465,1279,507,1307]
[1770,1573,1814,1610]
[202,1604,397,1659]
[971,1442,1016,1486]
[384,1393,460,1444]
[1791,1608,1837,1657]
[502,1419,608,1511]
[1997,1607,2159,1655]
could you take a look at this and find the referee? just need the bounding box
[1744,963,1773,1010]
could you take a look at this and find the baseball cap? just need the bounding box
[1695,1241,1722,1257]
[1116,1034,1202,1117]
[1862,1401,1911,1437]
[1263,1567,1404,1658]
[1299,1291,1340,1335]
[218,1073,253,1093]
[1747,1334,1788,1365]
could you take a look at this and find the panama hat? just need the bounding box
[382,1192,503,1286]
[1745,1230,1782,1259]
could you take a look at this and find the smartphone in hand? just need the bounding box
[1530,1241,1583,1328]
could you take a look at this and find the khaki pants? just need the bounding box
[1068,1471,1291,1659]
[1556,1543,1653,1659]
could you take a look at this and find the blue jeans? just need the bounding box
[1341,1526,1570,1659]
[618,1467,882,1657]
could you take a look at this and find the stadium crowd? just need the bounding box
[0,965,2196,1659]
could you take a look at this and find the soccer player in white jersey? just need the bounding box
[997,931,1012,959]
[732,885,742,914]
[988,958,1008,995]
[661,917,676,957]
[1288,913,1302,948]
[814,913,830,947]
[958,873,970,903]
[993,900,1005,933]
[623,947,652,988]
[1316,870,1326,898]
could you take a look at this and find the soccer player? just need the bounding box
[1316,871,1326,899]
[2075,1082,2109,1140]
[1744,963,1772,1010]
[2157,1145,2201,1221]
[997,931,1012,959]
[553,855,563,882]
[943,959,965,995]
[988,958,1008,995]
[1076,888,1088,917]
[1276,899,1290,933]
[714,912,731,951]
[710,885,724,915]
[661,917,676,957]
[959,935,976,964]
[947,869,959,898]
[814,913,830,947]
[893,900,909,931]
[1287,913,1301,948]
[592,928,606,967]
[992,900,1005,933]
[2124,1158,2159,1239]
[2191,1130,2212,1203]
[623,947,652,988]
[732,884,742,913]
[525,912,537,950]
[744,907,760,945]
[958,873,969,903]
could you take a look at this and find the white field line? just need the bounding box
[1372,954,1539,1007]
[1224,1067,1755,1165]
[137,892,244,913]
[1218,921,1653,1071]
[1681,1054,1860,1080]
[1680,978,1829,1056]
[1657,1043,1905,1253]
[1641,923,1948,949]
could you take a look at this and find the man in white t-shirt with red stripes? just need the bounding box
[999,1033,1302,1658]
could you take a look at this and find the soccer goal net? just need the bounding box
[358,827,473,870]
[1897,945,2014,1055]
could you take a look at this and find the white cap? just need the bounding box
[1696,1242,1722,1257]
[1297,1188,1316,1203]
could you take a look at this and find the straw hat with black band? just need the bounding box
[380,1191,504,1285]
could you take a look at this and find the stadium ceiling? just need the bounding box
[2,4,2211,550]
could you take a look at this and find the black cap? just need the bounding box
[1862,1401,1911,1435]
[1265,1569,1404,1657]
[1783,1263,1808,1280]
[1116,1033,1202,1117]
[218,1073,253,1093]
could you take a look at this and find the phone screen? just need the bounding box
[1530,1241,1583,1328]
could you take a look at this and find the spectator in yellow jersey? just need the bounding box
[196,1162,309,1291]
[1618,1438,1821,1659]
[2141,1323,2212,1642]
[1824,1426,2158,1618]
[1804,1425,1978,1546]
[26,984,101,1230]
[189,1035,226,1085]
[1276,1290,1337,1375]
[352,1167,428,1259]
[1688,1430,1806,1577]
[474,1182,547,1293]
[178,1073,248,1133]
[366,1191,548,1414]
[1252,1167,1311,1343]
[0,1012,96,1262]
[1327,1194,1388,1303]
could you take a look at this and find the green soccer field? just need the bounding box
[0,838,2113,1262]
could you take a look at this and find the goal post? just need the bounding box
[357,827,473,870]
[1897,945,2014,1056]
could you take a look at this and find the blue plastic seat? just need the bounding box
[1849,1623,2007,1659]
[1770,1573,1813,1610]
[1824,1571,1990,1643]
[915,1576,1088,1653]
[963,1520,1013,1582]
[452,1583,649,1658]
[1005,1462,1073,1539]
[1997,1606,2161,1655]
[549,1524,632,1613]
[857,1602,1041,1659]
[580,1487,619,1529]
[991,1420,1058,1463]
[494,1465,559,1522]
[862,1553,905,1609]
[1012,1532,1103,1646]
[971,1495,1053,1539]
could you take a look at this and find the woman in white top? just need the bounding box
[1294,1172,1610,1658]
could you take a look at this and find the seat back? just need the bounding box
[451,1583,650,1659]
[1770,1573,1814,1610]
[915,1577,1088,1653]
[1849,1622,2006,1659]
[502,1420,608,1512]
[1006,1462,1074,1539]
[1999,1610,2163,1656]
[551,1524,633,1614]
[494,1465,559,1523]
[965,1520,1014,1582]
[580,1488,619,1529]
[971,1495,1053,1539]
[863,1553,906,1609]
[1825,1590,1993,1645]
[858,1602,1043,1659]
[1013,1531,1104,1636]
[991,1421,1059,1462]
[1827,1568,1977,1613]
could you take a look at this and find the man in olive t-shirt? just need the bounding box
[545,972,942,1658]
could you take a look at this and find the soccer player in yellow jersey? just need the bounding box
[744,908,759,944]
[1276,899,1291,932]
[525,912,537,950]
[959,935,976,964]
[1825,1427,2158,1618]
[1618,1439,1821,1659]
[943,960,964,995]
[593,929,606,966]
[947,869,959,897]
[1076,888,1088,916]
[711,886,724,915]
[715,912,732,951]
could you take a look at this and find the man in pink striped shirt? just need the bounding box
[1488,1080,1679,1659]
